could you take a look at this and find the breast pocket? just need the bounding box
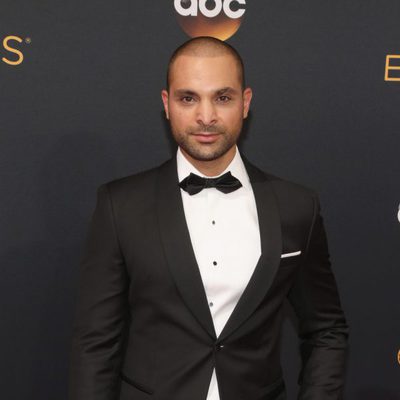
[279,250,302,268]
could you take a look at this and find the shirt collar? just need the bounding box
[176,145,251,191]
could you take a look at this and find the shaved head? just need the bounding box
[166,36,245,91]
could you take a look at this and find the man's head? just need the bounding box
[166,36,246,91]
[161,36,252,171]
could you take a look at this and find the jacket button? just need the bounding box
[215,344,224,351]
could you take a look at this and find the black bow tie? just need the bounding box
[178,171,242,195]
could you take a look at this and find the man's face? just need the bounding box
[161,53,252,162]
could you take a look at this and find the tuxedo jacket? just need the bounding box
[69,154,349,400]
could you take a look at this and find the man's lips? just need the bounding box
[191,132,221,143]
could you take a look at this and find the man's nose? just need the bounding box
[196,100,217,127]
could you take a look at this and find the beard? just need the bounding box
[170,123,241,162]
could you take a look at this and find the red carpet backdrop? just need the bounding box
[1,1,399,398]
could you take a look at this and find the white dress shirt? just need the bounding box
[176,146,262,400]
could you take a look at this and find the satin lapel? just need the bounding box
[156,157,217,340]
[217,157,282,343]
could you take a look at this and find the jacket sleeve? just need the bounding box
[68,183,129,400]
[287,194,350,400]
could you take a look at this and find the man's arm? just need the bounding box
[69,183,129,400]
[287,194,350,400]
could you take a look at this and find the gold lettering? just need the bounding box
[2,36,24,66]
[385,55,400,82]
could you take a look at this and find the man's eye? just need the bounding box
[181,96,195,103]
[217,96,231,102]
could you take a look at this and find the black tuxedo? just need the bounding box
[69,154,349,400]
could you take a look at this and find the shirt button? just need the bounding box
[213,261,217,266]
[209,302,213,307]
[212,220,216,225]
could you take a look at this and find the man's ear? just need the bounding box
[161,89,169,119]
[242,87,253,119]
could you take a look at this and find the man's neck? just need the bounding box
[180,146,237,177]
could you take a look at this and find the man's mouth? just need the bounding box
[191,132,220,143]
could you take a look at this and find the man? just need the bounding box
[69,37,349,400]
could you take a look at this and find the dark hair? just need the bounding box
[166,36,246,91]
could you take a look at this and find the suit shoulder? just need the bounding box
[98,159,170,197]
[246,159,317,200]
[268,174,318,201]
[257,169,319,222]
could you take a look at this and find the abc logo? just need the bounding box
[174,0,246,41]
[175,0,246,19]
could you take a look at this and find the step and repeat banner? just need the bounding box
[1,1,399,399]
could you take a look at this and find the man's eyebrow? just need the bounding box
[173,87,239,96]
[173,89,198,97]
[216,87,239,95]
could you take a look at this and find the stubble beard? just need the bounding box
[171,124,242,162]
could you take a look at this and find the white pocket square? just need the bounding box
[281,250,301,258]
